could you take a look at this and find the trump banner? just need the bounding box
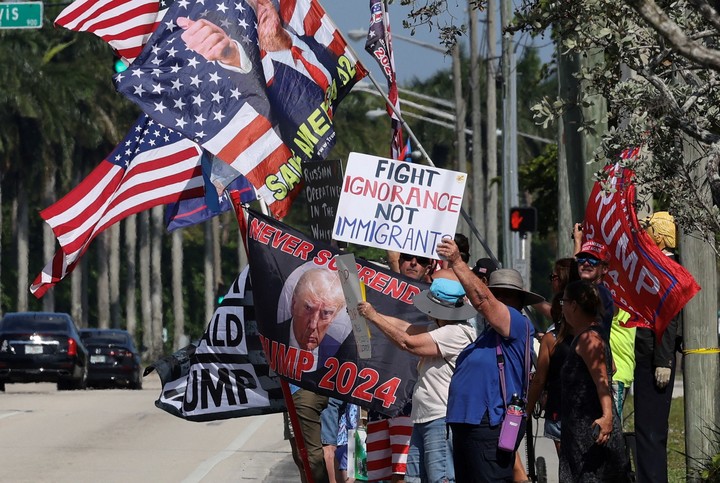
[332,152,467,259]
[113,0,366,218]
[243,208,427,417]
[146,266,286,421]
[583,162,700,337]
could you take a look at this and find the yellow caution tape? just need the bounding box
[683,348,720,355]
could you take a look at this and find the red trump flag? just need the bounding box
[583,161,700,337]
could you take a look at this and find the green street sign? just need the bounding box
[0,2,43,29]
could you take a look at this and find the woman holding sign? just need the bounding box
[358,274,478,483]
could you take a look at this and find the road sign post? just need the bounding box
[0,2,43,29]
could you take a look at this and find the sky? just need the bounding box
[321,1,554,86]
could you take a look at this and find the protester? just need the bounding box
[572,228,616,339]
[486,269,545,483]
[525,311,573,456]
[322,397,345,483]
[634,211,682,482]
[358,274,478,483]
[532,258,579,321]
[558,280,630,482]
[364,250,431,482]
[471,257,499,285]
[609,309,635,422]
[436,239,535,482]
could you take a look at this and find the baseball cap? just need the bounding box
[576,240,611,263]
[472,258,499,279]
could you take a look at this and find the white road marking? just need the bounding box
[0,411,24,420]
[182,414,270,483]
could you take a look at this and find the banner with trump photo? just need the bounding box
[244,209,427,417]
[146,266,286,421]
[583,161,700,337]
[332,152,467,259]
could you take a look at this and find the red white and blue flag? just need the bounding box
[31,115,204,298]
[364,0,404,160]
[112,0,366,217]
[55,0,173,64]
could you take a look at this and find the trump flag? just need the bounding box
[242,208,426,417]
[583,161,700,337]
[114,0,366,218]
[146,266,286,421]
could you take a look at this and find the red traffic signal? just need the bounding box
[509,207,537,232]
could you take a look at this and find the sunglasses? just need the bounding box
[576,256,601,267]
[400,253,431,266]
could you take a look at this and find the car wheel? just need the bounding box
[57,379,71,391]
[132,371,143,390]
[74,366,88,390]
[0,382,5,392]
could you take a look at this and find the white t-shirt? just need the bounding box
[411,320,477,424]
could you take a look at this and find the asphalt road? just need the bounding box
[0,372,682,483]
[0,373,291,482]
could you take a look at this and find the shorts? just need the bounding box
[335,444,348,471]
[321,397,344,446]
[543,417,561,442]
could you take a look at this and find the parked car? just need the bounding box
[79,329,143,389]
[0,312,88,391]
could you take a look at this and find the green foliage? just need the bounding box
[519,143,558,236]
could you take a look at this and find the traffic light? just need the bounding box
[509,207,537,233]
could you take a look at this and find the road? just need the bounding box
[0,373,292,483]
[4,370,678,482]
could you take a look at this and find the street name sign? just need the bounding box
[0,2,43,29]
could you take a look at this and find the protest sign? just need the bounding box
[303,159,344,242]
[332,152,467,258]
[335,253,372,359]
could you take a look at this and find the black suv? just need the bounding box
[0,312,88,391]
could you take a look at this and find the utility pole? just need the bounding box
[468,3,484,261]
[680,141,720,481]
[486,0,499,257]
[500,0,519,271]
[452,44,468,241]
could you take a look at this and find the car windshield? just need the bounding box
[2,319,68,332]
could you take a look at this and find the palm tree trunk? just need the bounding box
[125,215,138,344]
[96,232,110,328]
[109,224,121,328]
[139,211,152,358]
[16,177,29,312]
[172,230,185,350]
[0,171,3,317]
[42,160,56,312]
[71,265,84,327]
[150,205,164,358]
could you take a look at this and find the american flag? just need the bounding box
[114,0,366,218]
[31,115,204,298]
[55,0,173,64]
[365,0,404,160]
[165,172,256,232]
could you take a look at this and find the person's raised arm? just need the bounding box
[572,223,583,255]
[177,17,249,70]
[357,302,439,357]
[436,238,511,337]
[576,329,614,445]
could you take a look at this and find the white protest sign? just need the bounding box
[333,152,467,258]
[334,253,372,359]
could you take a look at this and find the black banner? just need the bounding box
[303,159,344,242]
[247,209,426,417]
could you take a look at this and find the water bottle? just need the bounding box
[499,393,524,451]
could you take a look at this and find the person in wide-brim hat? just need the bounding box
[487,269,545,307]
[412,278,479,321]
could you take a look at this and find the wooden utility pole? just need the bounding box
[680,141,720,481]
[486,0,499,257]
[452,44,468,241]
[468,4,484,260]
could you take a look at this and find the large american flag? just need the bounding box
[31,115,204,298]
[55,0,173,63]
[113,0,366,218]
[365,0,404,160]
